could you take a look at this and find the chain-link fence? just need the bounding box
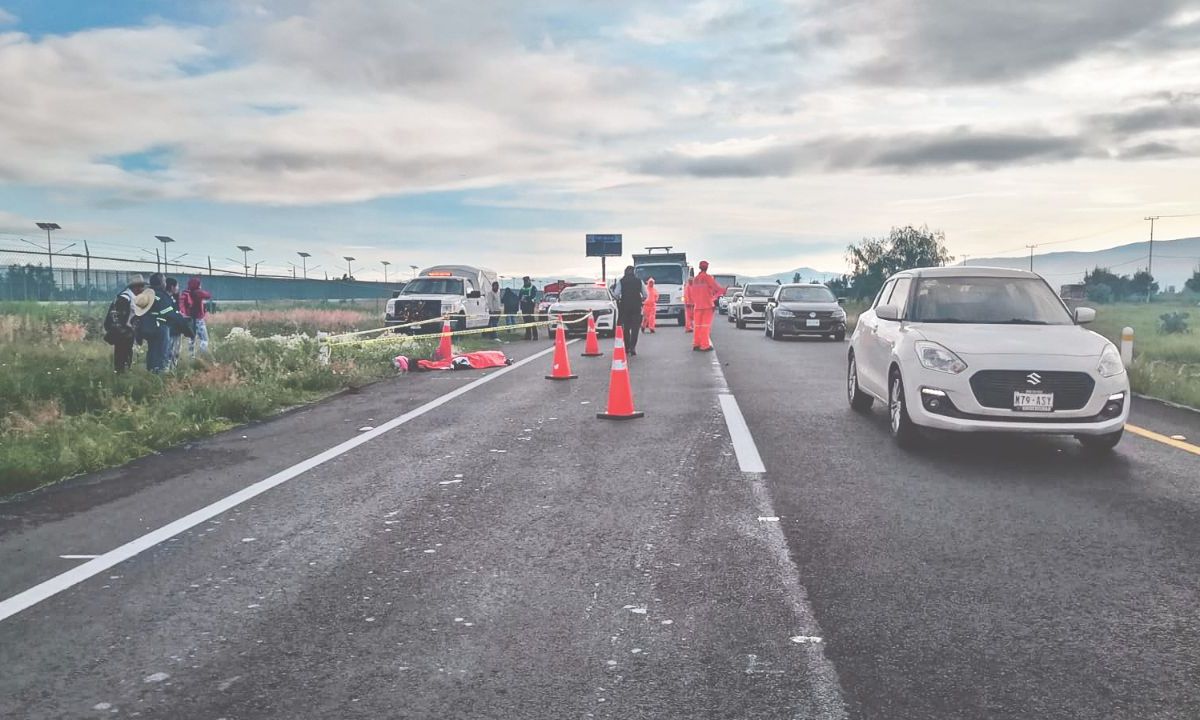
[0,248,401,304]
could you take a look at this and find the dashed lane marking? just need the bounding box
[1126,424,1200,457]
[0,342,568,625]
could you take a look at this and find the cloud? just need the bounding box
[851,0,1196,85]
[1088,96,1200,134]
[0,8,16,26]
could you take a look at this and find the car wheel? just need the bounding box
[888,370,920,448]
[736,314,746,329]
[834,332,846,342]
[1078,429,1123,453]
[847,354,873,411]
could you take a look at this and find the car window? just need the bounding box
[559,287,610,301]
[779,286,836,303]
[909,277,1074,324]
[744,284,775,297]
[874,280,895,309]
[888,278,912,315]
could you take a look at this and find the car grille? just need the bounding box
[969,370,1095,411]
[657,296,671,304]
[390,299,442,322]
[750,302,767,312]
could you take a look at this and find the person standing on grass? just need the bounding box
[165,277,183,366]
[486,280,502,340]
[103,273,148,373]
[179,276,212,357]
[518,276,539,340]
[140,273,192,373]
[501,287,520,327]
[613,265,646,356]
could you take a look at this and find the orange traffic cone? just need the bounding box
[596,326,644,420]
[433,319,453,361]
[546,316,578,381]
[581,314,603,357]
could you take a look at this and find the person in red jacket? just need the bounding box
[178,276,213,357]
[689,260,724,352]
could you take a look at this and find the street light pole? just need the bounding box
[409,264,418,280]
[381,260,391,283]
[343,256,356,280]
[297,252,311,280]
[155,236,174,275]
[237,245,254,277]
[35,222,61,275]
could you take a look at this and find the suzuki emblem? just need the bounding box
[1026,372,1042,386]
[808,311,817,318]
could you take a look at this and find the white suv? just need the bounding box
[733,283,777,329]
[847,267,1129,451]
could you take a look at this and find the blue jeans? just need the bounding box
[189,319,209,356]
[144,323,171,373]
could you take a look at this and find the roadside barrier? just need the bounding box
[546,316,578,381]
[596,326,644,421]
[1121,326,1134,366]
[582,314,603,357]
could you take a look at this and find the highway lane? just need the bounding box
[0,329,844,719]
[712,318,1200,720]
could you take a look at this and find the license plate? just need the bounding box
[1013,391,1054,412]
[805,319,820,327]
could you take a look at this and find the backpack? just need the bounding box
[102,293,135,345]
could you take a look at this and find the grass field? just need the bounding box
[0,301,500,496]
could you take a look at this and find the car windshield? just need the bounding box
[540,293,558,303]
[559,287,610,301]
[403,278,464,295]
[744,284,775,297]
[779,286,836,303]
[635,265,684,285]
[908,277,1074,325]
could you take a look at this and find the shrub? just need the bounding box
[1159,312,1190,335]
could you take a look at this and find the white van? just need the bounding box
[385,265,498,332]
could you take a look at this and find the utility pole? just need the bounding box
[1144,216,1159,303]
[960,254,969,266]
[381,260,391,283]
[1025,245,1037,272]
[84,240,91,306]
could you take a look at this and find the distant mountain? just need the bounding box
[969,237,1200,291]
[732,267,841,286]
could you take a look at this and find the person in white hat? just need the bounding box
[102,273,150,373]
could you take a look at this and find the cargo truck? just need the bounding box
[632,247,688,327]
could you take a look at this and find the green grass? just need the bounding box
[1085,301,1200,408]
[0,303,490,497]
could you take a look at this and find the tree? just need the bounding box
[1129,270,1159,299]
[1185,267,1200,294]
[1,264,56,301]
[845,225,952,299]
[792,272,802,284]
[825,275,850,297]
[1083,267,1129,302]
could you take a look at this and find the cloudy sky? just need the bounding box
[1,0,1199,280]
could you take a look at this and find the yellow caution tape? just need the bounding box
[324,314,591,349]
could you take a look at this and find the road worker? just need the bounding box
[642,278,658,333]
[683,267,695,333]
[689,260,724,352]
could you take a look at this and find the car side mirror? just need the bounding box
[876,304,900,321]
[768,298,778,305]
[467,290,482,299]
[836,297,845,305]
[1074,307,1096,324]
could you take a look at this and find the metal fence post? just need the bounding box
[84,241,92,306]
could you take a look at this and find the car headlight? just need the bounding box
[1098,343,1125,377]
[914,341,967,374]
[775,309,795,317]
[441,302,457,313]
[833,308,847,320]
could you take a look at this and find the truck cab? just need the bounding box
[386,265,497,332]
[632,247,688,327]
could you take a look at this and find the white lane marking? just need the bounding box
[58,555,100,560]
[717,394,767,473]
[0,343,567,624]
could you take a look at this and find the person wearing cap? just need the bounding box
[683,267,695,333]
[612,265,647,355]
[689,260,725,352]
[140,273,193,373]
[518,276,539,340]
[103,273,151,373]
[641,277,658,334]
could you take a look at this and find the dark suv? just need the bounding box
[764,283,847,341]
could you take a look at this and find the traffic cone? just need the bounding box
[433,319,453,361]
[546,316,578,381]
[597,326,644,420]
[581,314,603,357]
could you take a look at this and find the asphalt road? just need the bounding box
[1,318,1199,719]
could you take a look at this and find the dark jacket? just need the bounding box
[518,285,538,313]
[145,288,193,337]
[616,274,645,318]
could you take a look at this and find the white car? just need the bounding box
[847,267,1129,451]
[733,283,778,328]
[718,286,742,315]
[547,285,617,337]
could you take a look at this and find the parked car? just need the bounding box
[727,291,743,322]
[547,285,617,337]
[386,265,495,333]
[536,292,559,318]
[732,283,777,328]
[847,267,1129,451]
[764,284,847,341]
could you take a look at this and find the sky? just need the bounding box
[1,0,1200,281]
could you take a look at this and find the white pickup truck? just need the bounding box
[385,265,498,333]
